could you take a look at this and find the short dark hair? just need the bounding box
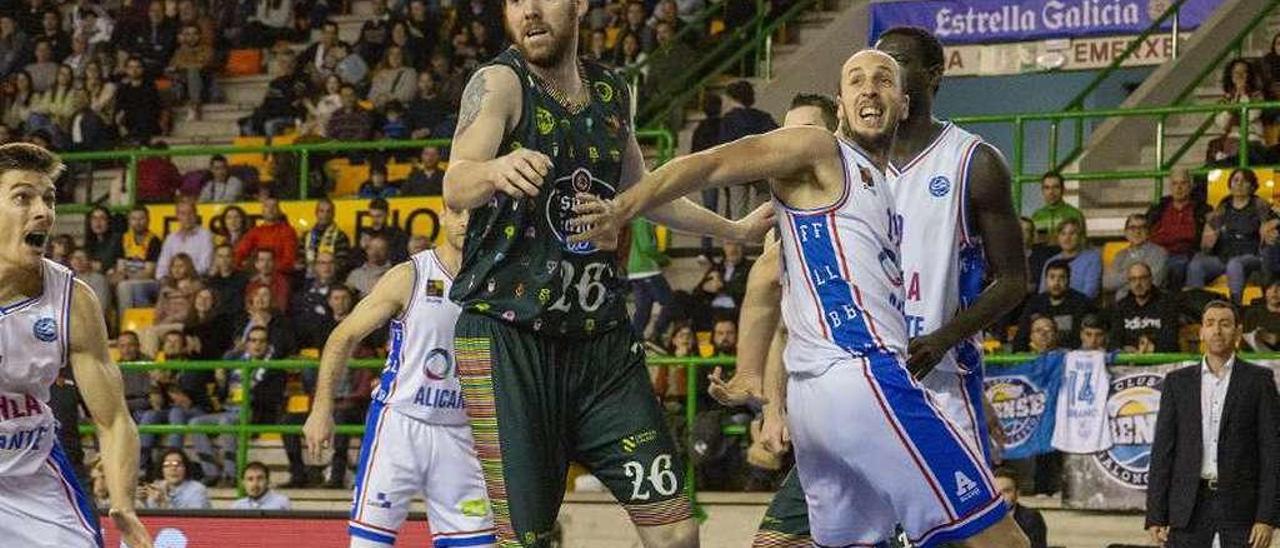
[0,142,64,180]
[129,204,149,216]
[993,467,1018,483]
[1202,299,1239,324]
[1124,213,1148,228]
[1045,259,1072,279]
[243,461,270,480]
[1228,168,1259,193]
[1079,313,1107,332]
[369,197,390,212]
[120,330,140,342]
[1057,217,1083,233]
[789,93,839,131]
[210,154,227,164]
[1041,171,1064,186]
[702,93,722,118]
[725,80,755,107]
[254,247,275,258]
[877,26,945,70]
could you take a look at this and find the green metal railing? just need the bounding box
[953,100,1280,212]
[80,351,1273,503]
[56,130,676,213]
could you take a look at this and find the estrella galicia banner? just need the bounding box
[869,0,1222,45]
[984,351,1065,460]
[1063,361,1189,510]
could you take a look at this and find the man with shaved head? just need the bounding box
[575,49,1029,548]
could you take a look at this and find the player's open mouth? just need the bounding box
[525,27,549,39]
[858,106,883,124]
[23,231,47,250]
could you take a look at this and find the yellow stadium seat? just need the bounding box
[298,348,320,359]
[1203,276,1229,297]
[710,19,726,37]
[1101,241,1128,272]
[120,308,155,333]
[286,394,311,414]
[387,162,413,182]
[1243,285,1264,305]
[326,159,369,197]
[1205,168,1278,205]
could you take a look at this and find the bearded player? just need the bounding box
[440,0,771,544]
[0,143,151,547]
[303,207,496,548]
[574,50,1029,548]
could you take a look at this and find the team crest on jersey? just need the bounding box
[928,175,951,197]
[422,348,454,380]
[545,167,615,255]
[32,317,57,343]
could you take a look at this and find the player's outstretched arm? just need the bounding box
[304,263,413,459]
[68,280,152,548]
[709,239,781,407]
[442,65,552,210]
[613,127,775,243]
[907,144,1029,377]
[569,126,835,244]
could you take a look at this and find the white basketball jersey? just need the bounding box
[1052,350,1113,453]
[373,250,466,425]
[887,122,987,373]
[0,259,73,476]
[775,137,908,375]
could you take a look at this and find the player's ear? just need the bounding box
[900,93,910,121]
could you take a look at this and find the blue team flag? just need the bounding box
[984,350,1065,459]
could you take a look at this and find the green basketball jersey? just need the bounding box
[451,48,633,337]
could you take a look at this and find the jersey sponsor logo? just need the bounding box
[621,429,658,453]
[954,470,979,501]
[32,317,56,343]
[545,168,615,255]
[1095,372,1161,489]
[412,386,465,409]
[422,348,453,381]
[0,424,49,451]
[366,492,393,509]
[425,279,445,300]
[985,376,1049,449]
[928,175,951,197]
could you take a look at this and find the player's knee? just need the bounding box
[637,519,698,548]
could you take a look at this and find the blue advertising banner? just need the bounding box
[869,0,1222,45]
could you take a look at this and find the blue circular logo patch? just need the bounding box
[33,317,57,343]
[1095,372,1163,488]
[928,175,951,197]
[984,376,1048,449]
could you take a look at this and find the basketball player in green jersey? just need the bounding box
[441,0,771,545]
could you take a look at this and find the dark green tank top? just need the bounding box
[451,48,632,337]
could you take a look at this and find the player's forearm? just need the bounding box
[314,328,360,413]
[622,153,722,220]
[99,411,141,512]
[734,265,783,381]
[762,323,787,417]
[442,159,499,210]
[645,198,743,241]
[931,272,1027,349]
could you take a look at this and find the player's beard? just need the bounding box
[507,10,578,68]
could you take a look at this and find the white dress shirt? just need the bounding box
[1200,356,1235,480]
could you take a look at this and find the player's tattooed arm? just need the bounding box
[443,65,551,210]
[906,143,1028,377]
[68,280,152,547]
[304,262,413,459]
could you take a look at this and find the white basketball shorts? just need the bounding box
[0,441,102,547]
[786,352,1006,547]
[921,367,992,464]
[348,402,495,547]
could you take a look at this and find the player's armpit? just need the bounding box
[443,65,527,210]
[315,262,414,403]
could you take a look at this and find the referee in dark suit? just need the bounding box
[1146,300,1279,547]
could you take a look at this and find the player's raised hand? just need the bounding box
[110,508,153,548]
[906,334,947,380]
[707,366,768,408]
[735,203,776,243]
[568,193,631,244]
[302,410,335,462]
[491,148,552,199]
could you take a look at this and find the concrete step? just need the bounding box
[219,74,273,106]
[171,117,243,139]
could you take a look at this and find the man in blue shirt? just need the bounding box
[232,462,292,510]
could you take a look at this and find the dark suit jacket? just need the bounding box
[1146,359,1280,529]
